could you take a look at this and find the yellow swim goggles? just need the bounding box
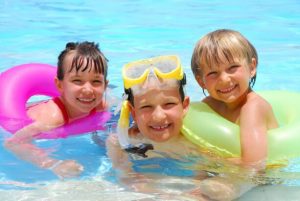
[122,55,184,89]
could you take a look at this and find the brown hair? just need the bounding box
[57,41,108,81]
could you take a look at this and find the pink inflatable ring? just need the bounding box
[0,63,111,139]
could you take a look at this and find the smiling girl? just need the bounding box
[4,41,108,178]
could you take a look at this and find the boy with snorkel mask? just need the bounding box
[116,55,188,157]
[106,55,252,200]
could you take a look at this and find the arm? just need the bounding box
[106,134,178,196]
[4,121,56,167]
[238,100,269,169]
[105,134,133,175]
[4,117,83,179]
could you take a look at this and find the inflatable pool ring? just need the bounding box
[0,63,111,139]
[181,91,300,165]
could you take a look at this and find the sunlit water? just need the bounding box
[1,0,300,200]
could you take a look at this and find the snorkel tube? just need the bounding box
[117,93,154,158]
[117,55,185,157]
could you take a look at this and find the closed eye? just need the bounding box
[165,102,176,107]
[139,105,152,110]
[228,65,240,73]
[206,71,218,78]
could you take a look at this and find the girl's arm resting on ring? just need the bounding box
[4,121,84,178]
[3,121,57,168]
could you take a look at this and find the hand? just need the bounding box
[181,186,210,201]
[51,160,84,179]
[195,177,239,201]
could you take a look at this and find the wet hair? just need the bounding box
[57,41,108,81]
[191,29,257,88]
[125,74,186,106]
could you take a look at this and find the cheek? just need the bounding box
[96,86,106,94]
[170,109,184,126]
[134,112,146,127]
[202,78,213,89]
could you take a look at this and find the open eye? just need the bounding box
[92,80,103,85]
[72,79,82,84]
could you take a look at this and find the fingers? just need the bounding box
[52,160,84,179]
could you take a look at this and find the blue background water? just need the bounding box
[1,0,300,100]
[1,0,300,200]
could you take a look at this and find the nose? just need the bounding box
[152,106,166,121]
[219,72,231,82]
[82,82,93,94]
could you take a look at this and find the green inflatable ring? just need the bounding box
[181,91,300,165]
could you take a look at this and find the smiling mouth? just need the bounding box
[150,124,171,131]
[217,85,237,94]
[77,98,96,103]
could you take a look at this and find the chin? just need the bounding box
[158,134,173,142]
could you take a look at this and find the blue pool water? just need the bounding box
[1,0,300,200]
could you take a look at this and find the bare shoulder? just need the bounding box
[242,92,278,129]
[243,92,273,112]
[27,99,64,128]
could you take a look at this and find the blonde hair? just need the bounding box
[191,29,258,87]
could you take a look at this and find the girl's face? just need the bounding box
[197,57,256,106]
[55,53,107,118]
[130,87,189,142]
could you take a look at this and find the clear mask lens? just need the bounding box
[131,70,179,96]
[124,56,178,79]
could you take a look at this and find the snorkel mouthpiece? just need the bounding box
[125,143,154,158]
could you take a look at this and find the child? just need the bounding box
[191,29,278,169]
[4,41,108,179]
[106,55,251,201]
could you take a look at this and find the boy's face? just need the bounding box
[196,57,256,106]
[130,87,189,142]
[55,53,107,118]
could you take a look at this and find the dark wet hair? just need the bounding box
[125,74,187,106]
[57,41,108,81]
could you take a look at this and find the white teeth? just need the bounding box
[218,85,236,94]
[152,125,168,129]
[78,98,95,102]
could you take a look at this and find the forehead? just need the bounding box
[63,51,100,74]
[202,55,245,71]
[63,51,76,71]
[134,87,180,104]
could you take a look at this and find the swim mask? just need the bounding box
[117,55,186,155]
[122,55,184,90]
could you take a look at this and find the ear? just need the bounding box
[104,80,109,90]
[55,77,63,93]
[249,58,257,78]
[128,102,136,121]
[195,75,206,89]
[182,96,190,117]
